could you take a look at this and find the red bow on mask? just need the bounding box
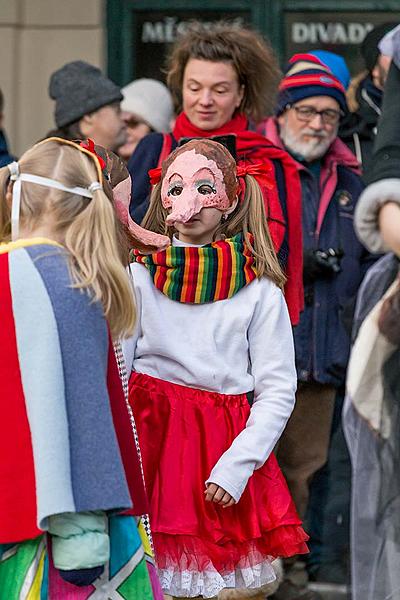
[148,167,162,185]
[80,138,106,171]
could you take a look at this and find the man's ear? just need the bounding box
[80,113,94,126]
[79,113,95,136]
[277,113,285,128]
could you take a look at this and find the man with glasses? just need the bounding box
[259,53,375,600]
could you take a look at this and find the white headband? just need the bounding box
[7,161,102,241]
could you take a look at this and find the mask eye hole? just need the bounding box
[168,185,183,197]
[198,184,216,195]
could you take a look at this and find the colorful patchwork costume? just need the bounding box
[0,238,161,599]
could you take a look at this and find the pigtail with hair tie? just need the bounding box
[236,162,275,201]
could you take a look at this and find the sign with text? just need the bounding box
[284,12,399,74]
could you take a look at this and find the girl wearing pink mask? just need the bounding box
[122,139,308,599]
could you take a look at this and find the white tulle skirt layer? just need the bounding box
[158,558,277,598]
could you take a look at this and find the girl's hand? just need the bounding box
[204,483,236,508]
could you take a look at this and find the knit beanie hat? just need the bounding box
[275,53,347,116]
[121,78,174,132]
[49,60,123,128]
[309,50,351,90]
[361,23,398,72]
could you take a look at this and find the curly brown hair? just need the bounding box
[166,21,281,124]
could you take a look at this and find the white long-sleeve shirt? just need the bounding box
[122,240,296,502]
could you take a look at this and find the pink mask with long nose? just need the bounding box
[161,149,231,226]
[113,175,170,251]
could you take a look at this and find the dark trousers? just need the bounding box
[306,390,351,582]
[276,382,336,520]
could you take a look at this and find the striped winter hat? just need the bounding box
[275,53,347,115]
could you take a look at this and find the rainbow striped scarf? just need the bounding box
[134,234,257,303]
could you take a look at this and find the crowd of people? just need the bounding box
[0,17,399,600]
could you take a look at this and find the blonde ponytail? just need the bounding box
[0,165,12,241]
[242,175,286,289]
[64,186,136,339]
[0,138,136,339]
[212,175,286,288]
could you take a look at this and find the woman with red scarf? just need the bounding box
[127,22,303,324]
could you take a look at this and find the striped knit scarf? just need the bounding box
[134,234,257,303]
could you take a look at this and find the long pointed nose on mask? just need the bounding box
[113,176,171,251]
[161,148,234,227]
[165,191,204,225]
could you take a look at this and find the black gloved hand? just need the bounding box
[303,249,331,285]
[58,565,104,587]
[303,248,343,285]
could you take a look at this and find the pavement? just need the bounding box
[308,582,350,600]
[283,562,351,600]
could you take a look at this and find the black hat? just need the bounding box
[49,60,123,128]
[361,23,398,72]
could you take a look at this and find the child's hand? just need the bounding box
[204,483,236,508]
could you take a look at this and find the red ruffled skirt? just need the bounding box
[129,372,308,597]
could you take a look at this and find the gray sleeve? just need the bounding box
[355,179,400,253]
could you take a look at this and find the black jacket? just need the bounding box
[365,60,400,184]
[339,75,382,173]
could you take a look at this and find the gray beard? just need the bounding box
[280,125,335,161]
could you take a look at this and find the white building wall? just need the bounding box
[0,0,105,157]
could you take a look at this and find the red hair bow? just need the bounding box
[148,167,162,185]
[236,162,275,190]
[80,138,106,171]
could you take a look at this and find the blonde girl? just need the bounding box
[123,139,308,599]
[0,138,157,598]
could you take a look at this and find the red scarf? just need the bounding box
[172,112,304,325]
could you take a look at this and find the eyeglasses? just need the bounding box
[287,104,343,125]
[123,115,146,128]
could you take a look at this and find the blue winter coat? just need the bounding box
[128,133,176,225]
[261,118,376,386]
[294,141,374,386]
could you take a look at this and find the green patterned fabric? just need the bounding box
[0,516,159,599]
[0,536,46,599]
